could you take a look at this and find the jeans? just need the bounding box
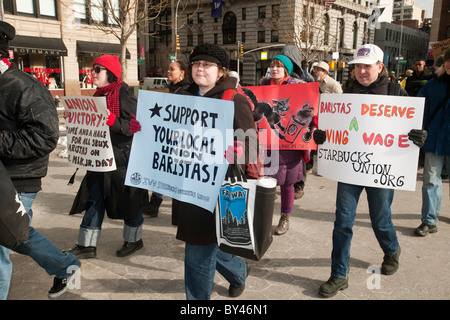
[331,182,399,279]
[77,180,143,246]
[184,243,247,300]
[0,193,80,300]
[421,152,450,225]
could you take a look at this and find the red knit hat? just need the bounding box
[93,54,121,78]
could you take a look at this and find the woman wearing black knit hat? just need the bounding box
[172,43,257,300]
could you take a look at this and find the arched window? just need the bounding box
[222,12,237,44]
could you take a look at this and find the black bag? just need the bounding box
[215,163,276,260]
[0,161,29,248]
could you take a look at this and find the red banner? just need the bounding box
[239,82,319,150]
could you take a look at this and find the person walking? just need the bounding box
[314,44,427,298]
[171,43,256,300]
[143,60,191,218]
[260,55,305,235]
[0,21,80,299]
[66,55,148,259]
[414,47,450,236]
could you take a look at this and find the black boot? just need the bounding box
[143,194,163,217]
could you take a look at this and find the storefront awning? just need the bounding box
[9,35,67,56]
[77,41,130,59]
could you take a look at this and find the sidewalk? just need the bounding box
[7,145,450,301]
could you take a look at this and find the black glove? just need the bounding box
[313,129,326,145]
[408,129,427,148]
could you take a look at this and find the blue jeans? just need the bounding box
[0,193,80,300]
[184,243,247,300]
[77,180,143,246]
[331,182,399,279]
[421,152,450,225]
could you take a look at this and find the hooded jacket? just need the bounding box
[0,62,59,192]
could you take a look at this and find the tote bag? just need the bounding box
[216,163,276,260]
[0,161,29,249]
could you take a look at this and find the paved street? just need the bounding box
[7,142,450,302]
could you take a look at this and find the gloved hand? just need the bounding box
[225,141,244,164]
[106,112,116,126]
[130,114,141,134]
[313,129,326,145]
[408,129,427,148]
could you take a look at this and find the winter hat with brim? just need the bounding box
[190,43,230,69]
[0,21,15,57]
[93,54,122,78]
[272,55,293,75]
[349,44,384,65]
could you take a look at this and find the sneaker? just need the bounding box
[381,246,401,275]
[66,244,96,259]
[414,223,437,237]
[116,239,143,257]
[318,276,349,298]
[48,273,75,298]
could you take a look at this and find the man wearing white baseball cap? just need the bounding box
[313,61,343,93]
[313,44,428,297]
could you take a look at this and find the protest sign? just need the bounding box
[317,93,425,191]
[125,90,234,213]
[62,96,116,172]
[239,82,319,150]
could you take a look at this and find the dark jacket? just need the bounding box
[168,78,191,94]
[0,62,59,192]
[344,75,407,96]
[418,71,450,156]
[69,82,148,219]
[172,76,256,245]
[405,70,432,97]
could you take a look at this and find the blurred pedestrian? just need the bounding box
[405,59,432,96]
[0,21,80,299]
[414,48,450,236]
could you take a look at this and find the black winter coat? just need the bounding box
[172,77,256,245]
[69,82,148,219]
[0,62,59,192]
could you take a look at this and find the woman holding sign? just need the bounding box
[172,43,256,300]
[314,44,427,298]
[260,55,305,236]
[67,55,148,259]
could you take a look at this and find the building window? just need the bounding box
[3,0,57,19]
[324,14,330,45]
[258,30,265,43]
[222,11,236,44]
[352,22,358,49]
[187,13,193,25]
[198,12,204,24]
[241,32,246,43]
[258,6,266,19]
[271,30,279,43]
[272,4,280,19]
[242,8,246,20]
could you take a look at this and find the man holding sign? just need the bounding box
[314,44,427,298]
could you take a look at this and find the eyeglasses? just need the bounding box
[191,61,218,69]
[91,66,106,73]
